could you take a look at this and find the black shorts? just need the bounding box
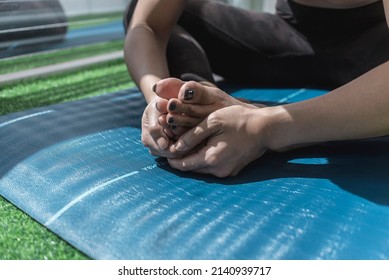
[124,0,389,89]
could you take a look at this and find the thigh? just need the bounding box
[325,23,389,86]
[123,0,323,88]
[286,0,389,88]
[180,0,313,57]
[179,0,321,87]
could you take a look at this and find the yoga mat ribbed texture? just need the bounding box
[1,88,389,259]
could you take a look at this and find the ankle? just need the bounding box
[180,73,216,87]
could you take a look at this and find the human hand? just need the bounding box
[141,97,173,157]
[141,78,185,158]
[167,105,270,177]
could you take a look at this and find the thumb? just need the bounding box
[154,78,185,100]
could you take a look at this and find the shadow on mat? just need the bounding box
[157,137,389,206]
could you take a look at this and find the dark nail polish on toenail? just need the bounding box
[184,89,195,100]
[171,125,177,130]
[168,117,174,124]
[169,102,176,111]
[152,83,157,93]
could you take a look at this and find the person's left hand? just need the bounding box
[167,105,270,177]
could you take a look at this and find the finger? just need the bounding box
[166,112,202,127]
[168,147,208,171]
[174,148,241,178]
[157,114,176,139]
[158,111,192,138]
[145,115,169,151]
[147,144,177,158]
[147,139,192,159]
[163,127,175,139]
[158,114,170,129]
[172,116,218,153]
[142,131,169,151]
[170,125,188,139]
[154,78,185,100]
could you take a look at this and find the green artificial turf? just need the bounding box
[0,9,134,260]
[0,55,136,259]
[0,40,124,75]
[67,12,123,30]
[0,197,89,260]
[0,59,135,115]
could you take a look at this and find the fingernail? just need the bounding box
[184,89,195,101]
[175,140,185,151]
[152,83,157,93]
[169,101,176,111]
[157,137,167,150]
[168,117,174,124]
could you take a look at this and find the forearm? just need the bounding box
[124,26,169,103]
[123,0,185,103]
[265,60,389,150]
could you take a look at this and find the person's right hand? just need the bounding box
[141,78,186,158]
[141,97,171,157]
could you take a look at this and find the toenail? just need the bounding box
[152,83,157,93]
[184,89,195,101]
[171,125,177,130]
[169,102,176,111]
[168,117,174,124]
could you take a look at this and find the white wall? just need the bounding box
[59,0,130,16]
[59,0,275,17]
[226,0,276,13]
[262,0,276,13]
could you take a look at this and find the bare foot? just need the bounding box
[164,80,262,128]
[154,78,265,137]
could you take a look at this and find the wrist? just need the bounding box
[144,88,159,104]
[257,106,297,151]
[139,76,163,104]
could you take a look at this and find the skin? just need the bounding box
[125,0,389,177]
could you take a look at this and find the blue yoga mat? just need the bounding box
[1,87,389,260]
